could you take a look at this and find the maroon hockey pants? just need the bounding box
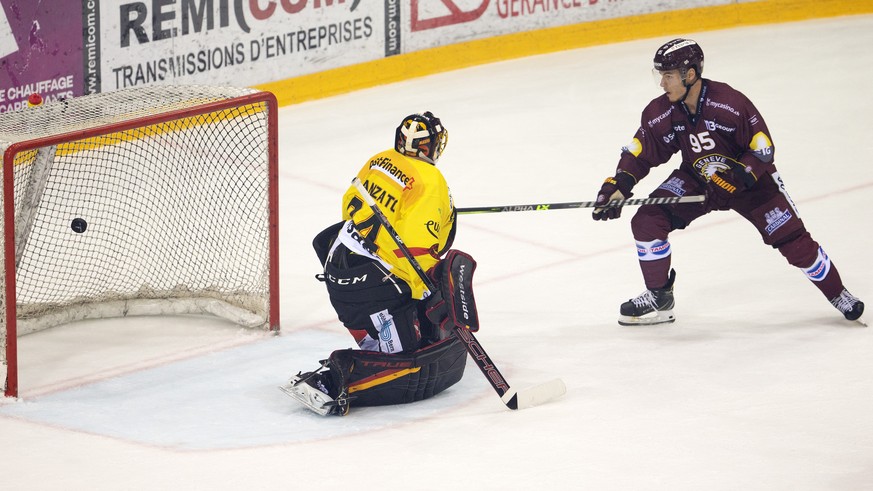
[630,169,845,300]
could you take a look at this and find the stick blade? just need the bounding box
[501,378,567,410]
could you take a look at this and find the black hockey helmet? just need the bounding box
[653,38,704,80]
[394,111,448,165]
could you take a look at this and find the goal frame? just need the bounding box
[2,90,280,398]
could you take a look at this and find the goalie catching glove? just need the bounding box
[424,249,480,337]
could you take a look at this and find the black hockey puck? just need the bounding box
[71,217,88,233]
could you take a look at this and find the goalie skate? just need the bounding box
[618,269,676,326]
[279,369,343,416]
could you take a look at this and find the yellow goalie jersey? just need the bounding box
[339,149,455,300]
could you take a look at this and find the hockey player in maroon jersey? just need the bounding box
[280,111,481,415]
[592,38,865,326]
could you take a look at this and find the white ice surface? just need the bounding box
[2,14,873,491]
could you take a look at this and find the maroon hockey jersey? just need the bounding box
[616,79,776,187]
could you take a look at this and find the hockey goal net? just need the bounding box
[0,86,279,398]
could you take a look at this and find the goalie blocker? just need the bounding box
[424,249,480,334]
[285,224,480,416]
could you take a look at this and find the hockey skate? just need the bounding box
[830,289,867,326]
[618,269,676,326]
[279,362,349,416]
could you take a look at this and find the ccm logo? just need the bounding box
[327,273,366,285]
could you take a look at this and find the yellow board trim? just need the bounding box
[12,105,267,164]
[254,0,873,107]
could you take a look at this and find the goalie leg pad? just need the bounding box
[327,337,467,408]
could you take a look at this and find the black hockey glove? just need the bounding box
[592,173,635,221]
[709,160,757,199]
[424,291,450,335]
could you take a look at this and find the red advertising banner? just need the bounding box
[0,1,82,112]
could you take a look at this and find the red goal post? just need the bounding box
[0,86,280,398]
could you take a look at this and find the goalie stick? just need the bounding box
[351,178,566,410]
[457,194,706,215]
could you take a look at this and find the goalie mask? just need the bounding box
[394,111,448,165]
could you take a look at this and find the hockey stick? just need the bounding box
[457,194,705,214]
[351,178,566,410]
